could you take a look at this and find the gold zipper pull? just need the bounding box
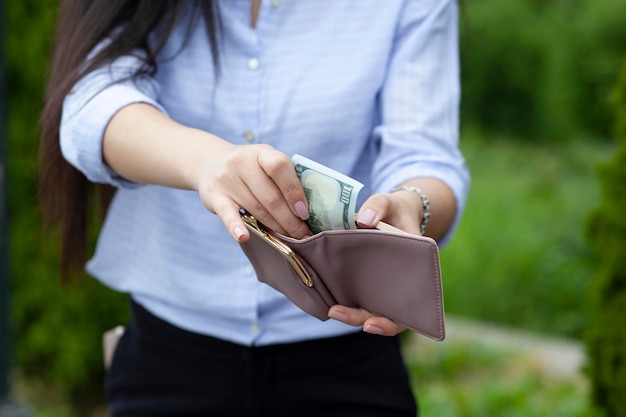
[241,210,264,234]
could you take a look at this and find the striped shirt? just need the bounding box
[60,0,469,346]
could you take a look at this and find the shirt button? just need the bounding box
[250,322,260,332]
[247,57,260,71]
[271,0,280,7]
[244,131,255,143]
[245,266,255,275]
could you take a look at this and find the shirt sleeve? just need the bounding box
[60,50,168,188]
[372,0,470,245]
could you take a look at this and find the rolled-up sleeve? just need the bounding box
[372,0,470,244]
[60,52,168,188]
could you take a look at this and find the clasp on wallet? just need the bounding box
[240,211,314,287]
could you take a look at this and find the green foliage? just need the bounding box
[6,1,128,414]
[584,56,626,417]
[461,0,626,142]
[406,339,604,417]
[585,293,626,417]
[441,134,611,339]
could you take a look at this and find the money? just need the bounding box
[292,154,363,234]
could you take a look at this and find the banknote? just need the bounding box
[292,154,363,234]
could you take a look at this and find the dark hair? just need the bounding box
[39,0,218,281]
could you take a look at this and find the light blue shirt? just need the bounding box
[60,0,469,346]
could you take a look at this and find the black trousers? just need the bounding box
[106,300,417,417]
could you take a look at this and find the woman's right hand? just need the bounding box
[195,144,312,242]
[103,103,311,242]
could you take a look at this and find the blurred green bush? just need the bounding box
[6,1,128,414]
[440,133,609,340]
[460,0,626,141]
[584,55,626,417]
[5,0,626,415]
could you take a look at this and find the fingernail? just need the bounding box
[295,200,310,220]
[357,208,377,226]
[364,324,384,335]
[233,226,245,241]
[328,308,348,323]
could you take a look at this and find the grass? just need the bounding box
[403,331,605,417]
[440,133,614,339]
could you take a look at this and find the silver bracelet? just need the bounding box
[391,185,431,235]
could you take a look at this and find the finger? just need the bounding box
[244,179,311,238]
[356,194,391,228]
[328,305,405,336]
[198,155,277,239]
[211,195,250,242]
[226,156,294,234]
[250,150,310,238]
[363,317,406,336]
[357,193,422,235]
[257,148,310,221]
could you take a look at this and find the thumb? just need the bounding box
[356,194,390,228]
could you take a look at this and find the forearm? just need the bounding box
[102,102,232,191]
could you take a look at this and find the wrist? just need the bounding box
[391,185,431,235]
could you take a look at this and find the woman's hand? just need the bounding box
[355,177,457,240]
[195,144,312,242]
[355,189,424,236]
[103,103,312,242]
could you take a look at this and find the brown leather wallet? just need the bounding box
[239,211,445,340]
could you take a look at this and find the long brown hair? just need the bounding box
[39,0,218,280]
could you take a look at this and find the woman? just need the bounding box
[40,0,469,415]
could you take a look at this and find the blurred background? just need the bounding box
[1,0,625,416]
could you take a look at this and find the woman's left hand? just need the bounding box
[354,189,424,236]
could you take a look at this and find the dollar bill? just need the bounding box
[292,154,363,234]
